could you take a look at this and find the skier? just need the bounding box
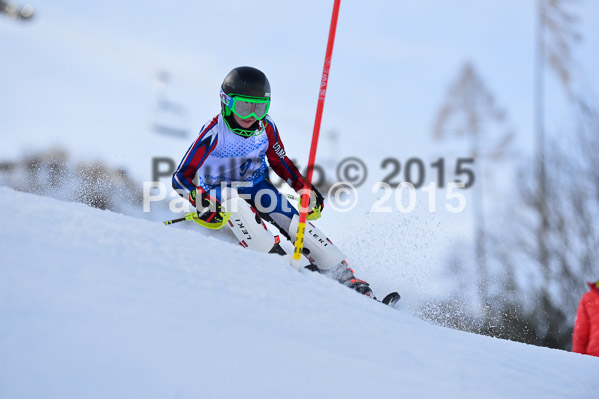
[172,66,374,298]
[572,279,599,357]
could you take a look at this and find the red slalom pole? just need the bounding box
[292,0,341,268]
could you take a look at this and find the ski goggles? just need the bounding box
[220,90,270,120]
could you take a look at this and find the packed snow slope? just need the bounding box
[0,187,596,399]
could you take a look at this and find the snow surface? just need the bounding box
[0,186,597,399]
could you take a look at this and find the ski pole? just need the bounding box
[164,211,231,230]
[292,0,341,269]
[163,212,197,225]
[285,193,300,202]
[164,194,299,225]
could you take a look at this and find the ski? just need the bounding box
[303,265,400,307]
[379,292,401,308]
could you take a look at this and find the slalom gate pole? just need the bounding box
[291,0,341,269]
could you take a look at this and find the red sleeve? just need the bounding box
[264,119,307,192]
[572,294,590,354]
[172,116,219,196]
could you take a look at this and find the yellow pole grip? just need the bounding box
[292,221,306,268]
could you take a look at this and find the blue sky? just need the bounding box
[1,0,598,182]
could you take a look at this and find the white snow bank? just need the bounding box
[0,187,596,399]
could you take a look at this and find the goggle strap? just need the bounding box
[220,90,234,109]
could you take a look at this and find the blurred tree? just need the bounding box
[526,0,590,349]
[484,0,596,349]
[509,109,599,349]
[533,0,580,327]
[424,0,596,351]
[433,62,514,318]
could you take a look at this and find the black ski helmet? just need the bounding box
[220,66,271,137]
[221,66,271,99]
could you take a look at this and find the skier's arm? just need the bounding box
[264,119,307,192]
[172,117,219,198]
[264,119,324,218]
[572,296,590,354]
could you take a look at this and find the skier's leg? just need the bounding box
[248,180,374,297]
[247,179,351,270]
[287,216,344,271]
[219,186,285,255]
[286,215,373,297]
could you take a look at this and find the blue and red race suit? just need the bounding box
[173,114,306,195]
[172,113,306,231]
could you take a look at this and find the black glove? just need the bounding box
[307,185,324,221]
[189,187,224,224]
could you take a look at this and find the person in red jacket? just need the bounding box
[572,280,599,357]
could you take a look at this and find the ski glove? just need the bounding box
[306,185,324,221]
[189,187,225,225]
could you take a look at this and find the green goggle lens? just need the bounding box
[221,90,270,120]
